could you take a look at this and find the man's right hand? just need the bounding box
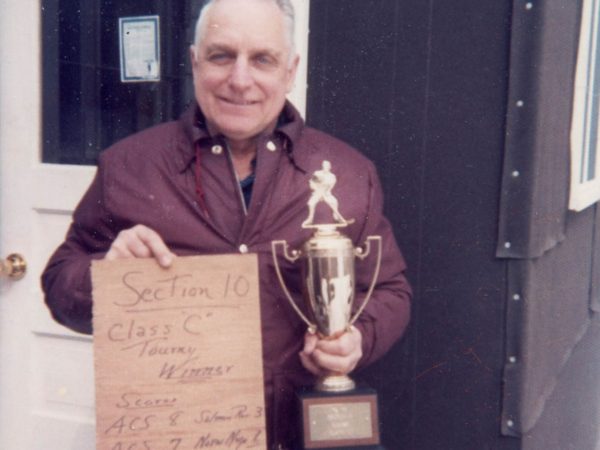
[105,224,175,268]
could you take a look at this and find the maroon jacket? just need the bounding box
[42,102,411,448]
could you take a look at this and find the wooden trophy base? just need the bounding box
[296,385,384,450]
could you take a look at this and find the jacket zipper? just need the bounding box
[225,143,249,217]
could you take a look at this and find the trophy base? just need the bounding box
[316,374,356,392]
[296,386,383,450]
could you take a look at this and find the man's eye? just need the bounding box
[208,53,232,63]
[254,54,276,66]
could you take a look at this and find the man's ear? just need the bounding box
[189,45,198,67]
[286,54,300,93]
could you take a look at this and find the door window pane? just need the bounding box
[42,0,197,165]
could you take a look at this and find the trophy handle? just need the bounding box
[271,240,317,332]
[349,235,383,326]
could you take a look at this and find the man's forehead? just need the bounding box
[204,0,285,24]
[200,2,289,51]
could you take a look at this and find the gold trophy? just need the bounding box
[272,161,384,449]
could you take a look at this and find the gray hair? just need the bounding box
[193,0,296,54]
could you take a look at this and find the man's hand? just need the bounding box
[299,326,363,376]
[105,224,175,267]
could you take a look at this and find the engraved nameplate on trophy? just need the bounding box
[272,161,384,449]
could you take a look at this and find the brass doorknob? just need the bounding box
[0,253,27,280]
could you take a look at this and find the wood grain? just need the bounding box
[92,254,266,450]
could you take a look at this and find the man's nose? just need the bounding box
[229,59,253,90]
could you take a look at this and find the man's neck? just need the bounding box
[228,139,257,180]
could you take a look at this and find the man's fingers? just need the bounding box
[104,225,174,267]
[310,348,357,374]
[315,327,362,357]
[300,327,363,375]
[127,238,154,258]
[315,336,352,356]
[135,226,175,267]
[299,331,325,375]
[302,331,319,354]
[105,240,135,260]
[299,351,324,376]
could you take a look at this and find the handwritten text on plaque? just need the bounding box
[92,254,265,450]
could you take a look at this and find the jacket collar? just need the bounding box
[175,100,310,173]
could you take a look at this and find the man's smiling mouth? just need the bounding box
[219,97,258,106]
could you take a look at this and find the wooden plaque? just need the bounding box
[91,254,266,450]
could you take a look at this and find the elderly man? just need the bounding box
[42,0,411,447]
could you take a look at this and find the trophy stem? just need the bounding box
[316,374,356,393]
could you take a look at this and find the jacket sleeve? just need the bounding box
[41,161,116,335]
[352,161,412,369]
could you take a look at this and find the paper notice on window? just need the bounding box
[119,16,160,82]
[91,254,266,450]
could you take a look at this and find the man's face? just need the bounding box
[191,0,299,143]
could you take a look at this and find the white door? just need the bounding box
[0,1,309,449]
[0,1,98,448]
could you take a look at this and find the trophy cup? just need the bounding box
[272,161,384,449]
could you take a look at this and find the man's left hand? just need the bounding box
[299,326,362,376]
